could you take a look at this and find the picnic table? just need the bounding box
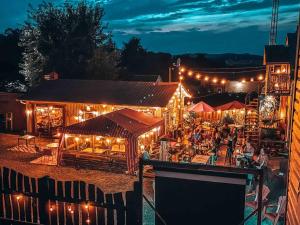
[191,154,210,164]
[18,135,36,147]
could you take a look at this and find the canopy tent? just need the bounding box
[215,101,245,111]
[61,108,163,173]
[188,101,215,113]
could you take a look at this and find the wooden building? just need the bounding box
[286,27,300,225]
[0,92,26,132]
[18,79,190,137]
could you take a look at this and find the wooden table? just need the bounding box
[191,155,210,164]
[18,135,36,147]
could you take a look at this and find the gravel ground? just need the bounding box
[0,133,137,193]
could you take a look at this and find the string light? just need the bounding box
[177,65,266,83]
[258,75,264,80]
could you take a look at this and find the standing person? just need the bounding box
[225,135,234,166]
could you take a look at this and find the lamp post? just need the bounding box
[168,58,181,82]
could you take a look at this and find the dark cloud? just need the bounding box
[0,0,298,54]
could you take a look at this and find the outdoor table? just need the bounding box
[191,154,210,164]
[46,143,59,148]
[82,148,107,154]
[18,135,36,147]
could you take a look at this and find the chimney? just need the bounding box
[44,72,59,80]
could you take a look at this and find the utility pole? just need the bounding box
[168,58,181,82]
[269,0,279,45]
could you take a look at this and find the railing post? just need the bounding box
[38,176,50,225]
[257,169,264,225]
[137,159,144,225]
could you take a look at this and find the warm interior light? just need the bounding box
[179,75,184,81]
[258,75,264,80]
[241,79,246,83]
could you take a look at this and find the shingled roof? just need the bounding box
[264,45,290,64]
[63,108,163,137]
[19,79,179,107]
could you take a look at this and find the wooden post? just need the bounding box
[38,176,50,225]
[257,169,264,225]
[138,160,144,225]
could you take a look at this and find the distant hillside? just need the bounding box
[204,53,263,67]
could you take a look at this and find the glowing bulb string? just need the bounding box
[178,66,265,84]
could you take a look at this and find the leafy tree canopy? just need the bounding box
[19,0,119,87]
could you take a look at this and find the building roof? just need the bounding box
[264,45,290,64]
[19,79,179,107]
[122,75,162,82]
[63,108,163,137]
[215,100,245,111]
[188,101,215,113]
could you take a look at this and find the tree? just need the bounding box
[0,28,26,91]
[19,1,118,87]
[120,37,146,73]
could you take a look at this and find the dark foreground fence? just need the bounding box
[0,167,140,225]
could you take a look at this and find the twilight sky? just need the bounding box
[0,0,299,54]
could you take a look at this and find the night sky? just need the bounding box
[0,0,299,54]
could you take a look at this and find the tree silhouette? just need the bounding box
[19,1,119,87]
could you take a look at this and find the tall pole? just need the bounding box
[168,67,172,82]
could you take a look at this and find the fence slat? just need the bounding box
[72,181,80,225]
[17,173,24,192]
[24,176,30,193]
[80,181,86,200]
[3,167,9,190]
[38,177,49,225]
[88,184,95,201]
[10,170,17,191]
[106,194,114,225]
[96,188,104,204]
[126,190,138,225]
[4,194,12,219]
[114,192,125,225]
[12,194,20,221]
[24,196,32,223]
[97,206,106,225]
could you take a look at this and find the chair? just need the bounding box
[263,196,286,225]
[245,185,270,210]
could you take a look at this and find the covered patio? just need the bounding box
[59,108,163,174]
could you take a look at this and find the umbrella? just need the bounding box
[215,100,245,111]
[188,101,215,113]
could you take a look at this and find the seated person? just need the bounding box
[253,148,269,169]
[243,140,255,157]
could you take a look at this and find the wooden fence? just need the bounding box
[0,167,141,225]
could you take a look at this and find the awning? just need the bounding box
[188,101,215,113]
[62,108,163,173]
[215,101,245,111]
